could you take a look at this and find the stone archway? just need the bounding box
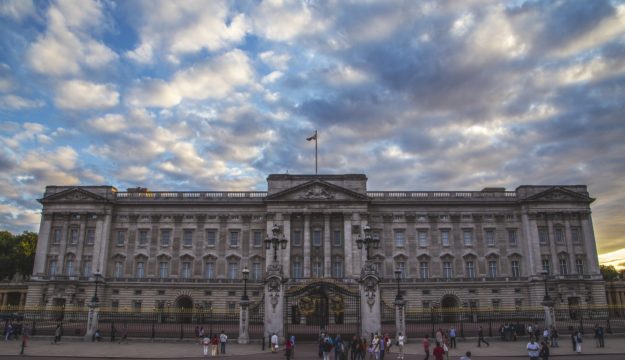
[175,295,193,323]
[441,294,460,323]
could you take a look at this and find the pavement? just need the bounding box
[1,335,625,358]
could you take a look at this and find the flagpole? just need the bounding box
[315,130,318,174]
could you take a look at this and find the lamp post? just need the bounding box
[541,270,555,329]
[394,269,403,302]
[265,224,288,263]
[541,270,551,302]
[394,269,406,340]
[355,224,380,260]
[242,266,250,302]
[92,270,102,303]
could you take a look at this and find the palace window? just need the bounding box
[114,261,124,279]
[52,228,62,244]
[204,262,215,279]
[559,257,568,275]
[419,261,429,279]
[465,260,476,279]
[181,261,191,279]
[183,229,193,247]
[463,230,473,246]
[333,230,342,246]
[252,262,262,280]
[488,260,498,278]
[253,231,263,247]
[395,230,406,247]
[312,230,322,246]
[292,258,303,279]
[538,227,549,244]
[116,230,126,246]
[229,231,239,247]
[135,261,145,278]
[571,227,581,243]
[160,229,171,246]
[443,261,453,279]
[206,230,216,246]
[418,230,428,247]
[69,228,79,245]
[542,257,551,275]
[511,260,520,278]
[138,229,148,246]
[133,300,142,313]
[485,229,495,246]
[555,227,565,244]
[396,261,406,279]
[65,257,75,276]
[508,229,518,247]
[332,257,344,278]
[440,229,450,247]
[159,261,169,278]
[85,228,95,245]
[82,259,92,277]
[312,259,323,277]
[292,230,302,246]
[228,261,239,279]
[575,258,585,275]
[48,258,57,275]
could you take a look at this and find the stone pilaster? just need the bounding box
[344,213,353,277]
[33,213,53,276]
[264,263,285,342]
[360,261,381,337]
[303,214,311,278]
[323,213,331,277]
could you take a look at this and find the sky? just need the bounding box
[0,0,624,268]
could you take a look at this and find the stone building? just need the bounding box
[26,174,605,320]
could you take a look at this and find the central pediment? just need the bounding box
[265,179,369,202]
[38,187,111,204]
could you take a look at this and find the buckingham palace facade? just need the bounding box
[26,174,606,315]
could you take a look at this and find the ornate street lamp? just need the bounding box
[92,269,102,303]
[541,270,551,302]
[394,269,403,302]
[241,266,250,302]
[265,224,288,263]
[356,224,380,260]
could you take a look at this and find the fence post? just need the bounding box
[151,313,155,340]
[488,310,492,337]
[460,309,464,339]
[180,317,184,340]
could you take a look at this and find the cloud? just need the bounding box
[127,49,254,108]
[55,80,119,109]
[125,0,247,64]
[0,95,45,109]
[0,0,35,22]
[259,51,291,70]
[26,1,117,76]
[251,0,331,41]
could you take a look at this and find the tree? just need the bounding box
[0,230,38,280]
[600,264,619,281]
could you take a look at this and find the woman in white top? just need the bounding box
[371,335,381,360]
[396,332,405,360]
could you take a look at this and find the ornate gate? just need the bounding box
[284,281,360,340]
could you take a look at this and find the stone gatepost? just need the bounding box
[84,302,99,341]
[395,297,406,341]
[359,261,381,338]
[264,263,285,343]
[238,298,250,344]
[542,299,556,329]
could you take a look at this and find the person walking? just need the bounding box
[110,324,117,343]
[285,336,293,360]
[396,332,405,360]
[335,335,345,360]
[219,330,228,354]
[432,342,444,360]
[201,334,210,358]
[449,327,457,349]
[422,334,430,360]
[574,330,583,354]
[290,335,296,359]
[539,341,549,360]
[271,333,279,353]
[211,334,220,356]
[52,324,62,345]
[526,339,540,360]
[549,326,558,348]
[323,334,335,360]
[477,326,489,347]
[379,334,385,360]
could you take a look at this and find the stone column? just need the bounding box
[282,213,291,276]
[95,209,113,274]
[581,212,601,276]
[542,298,556,329]
[264,264,285,343]
[359,261,381,338]
[344,213,353,278]
[84,301,100,341]
[323,213,331,277]
[395,298,406,341]
[33,213,53,277]
[303,214,311,278]
[238,298,250,344]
